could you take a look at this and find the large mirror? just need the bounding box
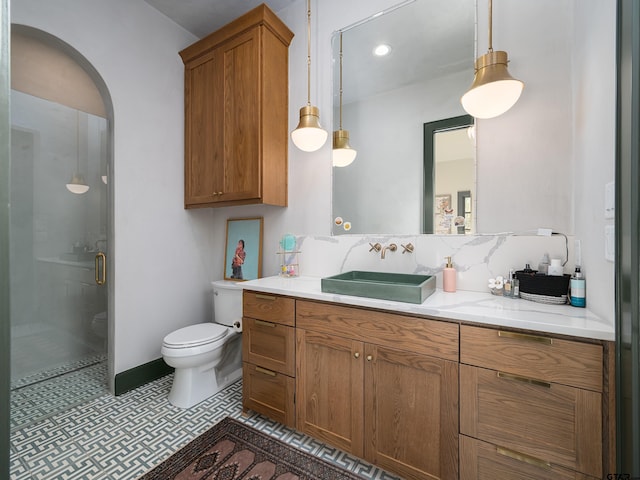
[331,0,475,235]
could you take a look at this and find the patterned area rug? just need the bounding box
[139,417,363,480]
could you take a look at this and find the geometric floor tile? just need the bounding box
[10,375,400,480]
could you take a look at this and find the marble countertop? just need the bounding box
[240,276,615,342]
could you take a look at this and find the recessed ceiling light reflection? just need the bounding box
[373,44,392,57]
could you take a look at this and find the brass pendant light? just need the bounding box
[332,31,357,167]
[291,0,328,152]
[66,111,90,194]
[461,0,524,119]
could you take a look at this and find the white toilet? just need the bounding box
[161,280,243,408]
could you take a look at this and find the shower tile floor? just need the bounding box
[10,376,400,480]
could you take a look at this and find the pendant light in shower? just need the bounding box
[461,0,524,119]
[66,111,90,194]
[291,0,328,152]
[332,31,357,167]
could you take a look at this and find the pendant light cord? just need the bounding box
[76,110,80,172]
[306,0,311,107]
[338,31,343,130]
[488,0,493,52]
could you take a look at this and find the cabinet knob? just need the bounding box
[366,355,373,362]
[354,352,360,359]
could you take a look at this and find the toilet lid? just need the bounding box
[163,323,228,348]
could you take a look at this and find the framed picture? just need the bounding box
[224,217,263,281]
[435,194,452,214]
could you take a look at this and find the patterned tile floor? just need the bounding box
[10,375,400,480]
[11,361,108,432]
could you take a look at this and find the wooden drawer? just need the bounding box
[460,325,603,391]
[242,317,295,376]
[460,364,602,477]
[242,362,295,428]
[460,435,597,480]
[243,291,295,326]
[296,300,459,361]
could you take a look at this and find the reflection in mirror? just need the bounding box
[423,115,475,234]
[331,0,475,235]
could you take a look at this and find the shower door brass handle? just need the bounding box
[95,252,106,286]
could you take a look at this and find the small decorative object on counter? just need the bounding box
[503,269,514,297]
[488,276,504,295]
[570,267,586,307]
[443,256,456,292]
[277,233,300,277]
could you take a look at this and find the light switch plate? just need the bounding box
[605,224,615,262]
[605,181,615,219]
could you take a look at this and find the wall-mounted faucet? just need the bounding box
[381,243,397,259]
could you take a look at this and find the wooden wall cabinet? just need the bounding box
[241,291,296,427]
[295,301,459,480]
[179,5,293,209]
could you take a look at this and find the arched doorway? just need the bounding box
[9,25,113,429]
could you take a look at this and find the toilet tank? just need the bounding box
[211,280,243,327]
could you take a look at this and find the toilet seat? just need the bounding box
[163,323,228,349]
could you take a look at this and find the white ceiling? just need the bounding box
[143,0,297,38]
[143,0,475,105]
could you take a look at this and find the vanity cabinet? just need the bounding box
[459,325,604,479]
[179,5,293,209]
[295,300,459,480]
[241,291,296,427]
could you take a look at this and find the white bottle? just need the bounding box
[547,258,564,276]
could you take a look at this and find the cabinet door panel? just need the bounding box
[365,345,458,480]
[460,435,596,480]
[460,364,602,477]
[296,330,364,457]
[218,29,260,201]
[184,50,222,204]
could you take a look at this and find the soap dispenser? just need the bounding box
[443,256,456,293]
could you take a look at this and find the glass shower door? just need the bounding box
[10,91,108,426]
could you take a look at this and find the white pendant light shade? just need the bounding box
[66,173,90,194]
[461,51,524,119]
[332,130,357,167]
[291,105,328,152]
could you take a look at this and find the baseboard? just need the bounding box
[114,358,173,396]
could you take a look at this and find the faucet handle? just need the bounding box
[401,243,414,254]
[369,242,382,253]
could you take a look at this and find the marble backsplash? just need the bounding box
[287,234,575,294]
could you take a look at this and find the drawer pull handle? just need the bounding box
[255,320,276,328]
[255,366,277,377]
[497,371,551,388]
[496,446,551,469]
[498,330,552,345]
[255,294,276,301]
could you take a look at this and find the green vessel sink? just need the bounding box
[321,271,436,304]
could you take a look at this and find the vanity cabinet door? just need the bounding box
[296,329,364,457]
[364,344,459,480]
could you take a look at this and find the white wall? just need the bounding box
[11,0,616,383]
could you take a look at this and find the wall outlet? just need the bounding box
[605,224,615,262]
[605,181,615,219]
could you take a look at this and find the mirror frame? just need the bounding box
[423,114,474,234]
